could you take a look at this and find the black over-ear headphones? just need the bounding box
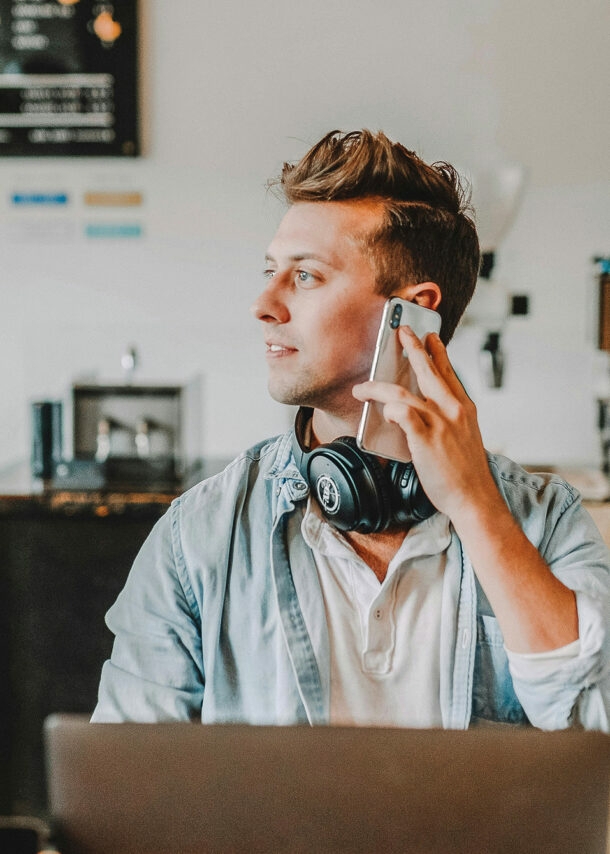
[291,407,436,534]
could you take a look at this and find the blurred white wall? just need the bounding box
[1,0,609,466]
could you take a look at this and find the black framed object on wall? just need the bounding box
[0,0,139,157]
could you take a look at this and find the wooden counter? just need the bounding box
[0,459,229,518]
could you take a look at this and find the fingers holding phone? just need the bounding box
[353,299,494,519]
[398,325,469,408]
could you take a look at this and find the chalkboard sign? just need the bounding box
[0,0,139,156]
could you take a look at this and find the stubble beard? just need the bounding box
[267,368,368,420]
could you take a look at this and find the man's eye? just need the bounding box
[263,268,276,279]
[296,270,315,284]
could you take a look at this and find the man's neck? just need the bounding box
[343,528,408,584]
[311,408,360,447]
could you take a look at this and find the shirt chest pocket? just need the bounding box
[472,614,528,726]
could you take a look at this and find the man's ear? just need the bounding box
[399,281,442,311]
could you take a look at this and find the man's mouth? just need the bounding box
[266,343,297,355]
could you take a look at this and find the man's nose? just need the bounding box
[250,279,290,324]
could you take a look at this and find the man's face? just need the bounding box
[251,200,388,419]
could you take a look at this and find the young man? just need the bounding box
[93,130,610,730]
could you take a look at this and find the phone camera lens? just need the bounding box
[390,304,402,329]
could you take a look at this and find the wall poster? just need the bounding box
[0,1,139,156]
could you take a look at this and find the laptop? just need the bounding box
[44,713,610,854]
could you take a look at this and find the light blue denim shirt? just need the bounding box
[92,432,610,731]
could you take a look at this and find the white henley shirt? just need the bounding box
[300,499,580,727]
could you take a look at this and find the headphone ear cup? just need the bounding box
[388,462,436,524]
[291,407,435,532]
[333,437,392,532]
[306,437,392,533]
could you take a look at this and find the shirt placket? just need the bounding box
[356,571,399,675]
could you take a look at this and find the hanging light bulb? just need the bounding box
[93,11,122,46]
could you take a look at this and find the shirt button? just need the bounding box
[374,609,382,620]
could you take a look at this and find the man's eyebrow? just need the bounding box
[264,252,335,266]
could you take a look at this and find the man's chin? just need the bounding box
[267,381,356,417]
[267,384,309,408]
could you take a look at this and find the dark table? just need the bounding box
[0,458,227,818]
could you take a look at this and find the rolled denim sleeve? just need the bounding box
[507,494,610,731]
[91,502,205,722]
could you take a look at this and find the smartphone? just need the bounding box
[357,297,442,462]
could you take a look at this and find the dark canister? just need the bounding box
[31,400,63,479]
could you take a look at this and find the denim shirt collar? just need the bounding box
[265,431,310,507]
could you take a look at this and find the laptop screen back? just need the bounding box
[44,714,610,854]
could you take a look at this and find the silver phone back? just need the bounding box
[357,298,441,462]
